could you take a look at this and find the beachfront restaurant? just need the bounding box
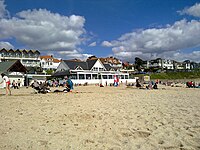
[69,70,136,85]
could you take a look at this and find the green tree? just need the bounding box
[135,57,143,71]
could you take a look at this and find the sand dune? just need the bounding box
[0,84,200,150]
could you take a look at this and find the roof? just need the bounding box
[0,48,40,54]
[63,59,99,70]
[40,55,53,59]
[53,58,61,63]
[40,55,61,63]
[0,60,27,73]
[86,59,98,70]
[63,60,88,70]
[104,64,113,71]
[52,70,70,77]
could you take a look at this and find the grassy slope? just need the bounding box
[150,71,200,79]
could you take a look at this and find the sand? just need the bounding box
[0,84,200,150]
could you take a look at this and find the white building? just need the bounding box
[162,59,174,70]
[0,48,40,67]
[147,58,174,70]
[40,55,61,71]
[55,59,136,85]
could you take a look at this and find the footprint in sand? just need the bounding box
[183,137,200,149]
[120,128,151,138]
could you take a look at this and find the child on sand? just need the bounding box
[0,73,11,95]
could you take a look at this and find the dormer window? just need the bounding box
[75,66,83,70]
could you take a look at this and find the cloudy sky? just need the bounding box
[0,0,200,62]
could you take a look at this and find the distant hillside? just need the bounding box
[150,71,200,80]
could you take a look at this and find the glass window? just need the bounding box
[71,74,77,79]
[92,74,97,79]
[125,75,128,79]
[86,74,91,79]
[99,68,104,71]
[108,75,112,79]
[79,74,85,79]
[102,75,107,79]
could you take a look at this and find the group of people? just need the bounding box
[11,79,21,89]
[0,73,74,95]
[186,81,200,88]
[135,79,158,90]
[31,76,74,94]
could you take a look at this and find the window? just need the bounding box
[125,75,128,79]
[86,74,91,79]
[71,74,77,79]
[92,67,98,71]
[92,74,97,79]
[108,75,113,79]
[102,75,107,79]
[99,68,104,71]
[79,74,85,79]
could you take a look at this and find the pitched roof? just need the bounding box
[63,60,88,70]
[52,70,70,77]
[0,48,40,54]
[86,59,98,70]
[53,58,61,63]
[40,55,53,59]
[40,55,61,63]
[0,60,27,73]
[63,59,99,70]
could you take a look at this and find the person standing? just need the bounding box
[0,73,11,95]
[17,79,21,87]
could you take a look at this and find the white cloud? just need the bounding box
[103,19,200,62]
[0,8,90,59]
[178,3,200,17]
[101,41,113,47]
[88,42,96,47]
[58,50,92,60]
[0,41,14,49]
[0,0,9,19]
[170,51,200,62]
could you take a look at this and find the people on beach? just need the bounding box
[12,80,19,89]
[17,79,21,87]
[114,75,119,87]
[0,73,11,95]
[63,76,73,92]
[136,79,142,88]
[146,81,153,90]
[153,83,158,89]
[31,80,50,94]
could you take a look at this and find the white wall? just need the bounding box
[72,78,136,86]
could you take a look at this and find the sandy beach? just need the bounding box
[0,84,200,150]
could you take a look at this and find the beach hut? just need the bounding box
[0,60,27,88]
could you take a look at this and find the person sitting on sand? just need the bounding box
[146,81,153,90]
[0,73,11,95]
[153,83,158,89]
[31,80,41,90]
[136,79,142,88]
[31,80,49,94]
[62,76,74,92]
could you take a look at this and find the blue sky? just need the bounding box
[1,0,200,62]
